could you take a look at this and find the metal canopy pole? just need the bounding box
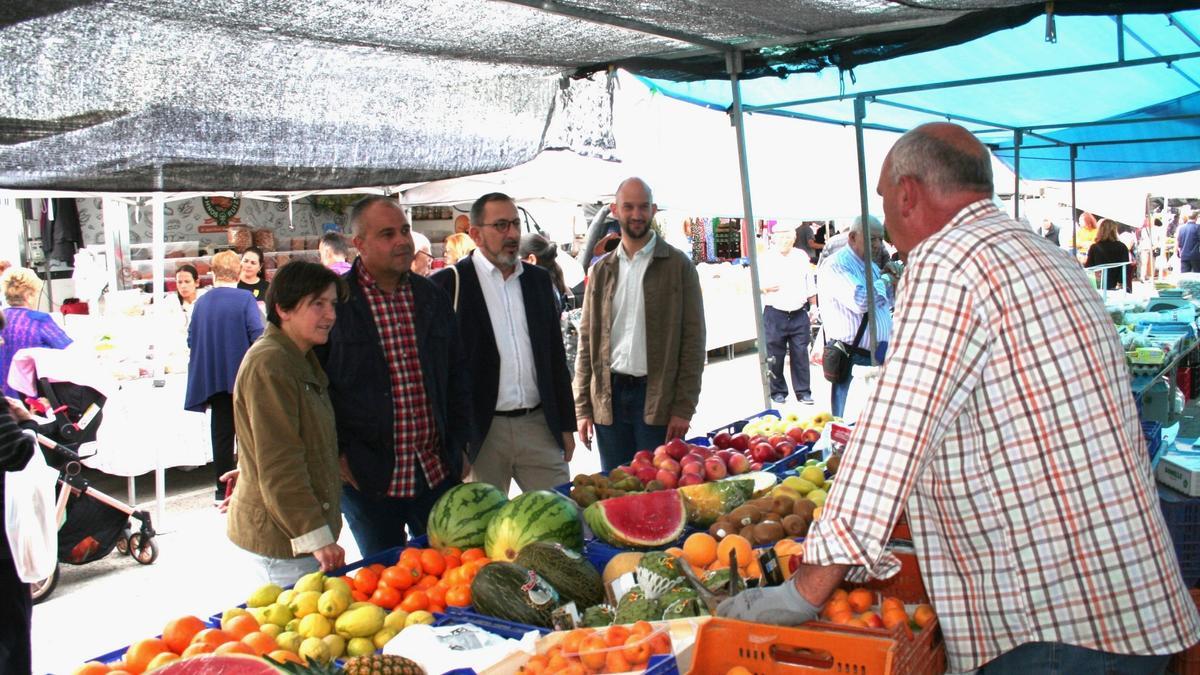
[1070,145,1078,254]
[726,50,771,408]
[1013,130,1022,220]
[150,195,167,528]
[854,97,879,365]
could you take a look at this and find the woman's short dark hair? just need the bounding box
[242,246,265,265]
[176,264,198,281]
[519,233,568,297]
[265,260,346,328]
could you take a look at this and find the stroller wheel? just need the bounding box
[115,532,130,555]
[128,533,158,565]
[30,564,60,604]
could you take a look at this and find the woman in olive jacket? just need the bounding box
[226,261,347,585]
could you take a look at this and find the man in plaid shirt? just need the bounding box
[720,123,1200,672]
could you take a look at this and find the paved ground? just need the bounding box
[35,347,867,674]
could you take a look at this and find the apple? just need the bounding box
[655,468,678,489]
[768,435,788,448]
[682,461,705,476]
[683,452,705,466]
[860,611,884,628]
[635,466,658,484]
[704,457,728,481]
[786,427,806,444]
[666,438,689,459]
[678,473,704,487]
[749,461,763,471]
[751,442,778,463]
[658,458,680,475]
[749,435,768,447]
[716,449,735,464]
[729,433,750,452]
[712,431,733,449]
[801,428,822,444]
[776,442,795,457]
[727,453,751,475]
[633,450,654,465]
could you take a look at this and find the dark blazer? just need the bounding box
[315,259,471,497]
[432,253,575,454]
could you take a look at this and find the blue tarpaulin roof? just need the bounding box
[639,9,1200,182]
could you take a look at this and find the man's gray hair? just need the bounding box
[348,195,403,237]
[411,230,431,253]
[888,129,993,195]
[851,214,884,236]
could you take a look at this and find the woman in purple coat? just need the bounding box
[186,251,264,502]
[0,267,72,400]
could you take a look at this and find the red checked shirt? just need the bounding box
[804,200,1200,671]
[357,267,447,497]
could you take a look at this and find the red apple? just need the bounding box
[768,435,788,448]
[633,450,654,465]
[655,468,678,489]
[683,452,705,466]
[776,442,795,457]
[749,461,763,471]
[786,427,806,444]
[704,457,728,481]
[860,612,884,628]
[727,453,751,475]
[635,466,658,484]
[716,449,735,465]
[681,461,705,476]
[712,431,733,449]
[678,473,704,487]
[729,433,750,452]
[666,438,689,460]
[658,457,680,475]
[801,428,822,444]
[751,442,778,463]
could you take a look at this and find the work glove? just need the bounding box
[716,580,820,625]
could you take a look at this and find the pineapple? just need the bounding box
[342,654,426,675]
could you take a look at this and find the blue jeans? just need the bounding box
[829,342,887,418]
[976,641,1169,674]
[250,552,320,587]
[340,476,457,557]
[594,374,668,473]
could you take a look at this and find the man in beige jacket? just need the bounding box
[574,177,705,472]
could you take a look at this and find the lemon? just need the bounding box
[372,627,399,649]
[275,631,302,653]
[298,636,331,664]
[261,602,293,627]
[322,634,346,659]
[276,589,296,607]
[247,583,283,608]
[299,613,332,639]
[383,609,409,632]
[345,637,375,657]
[293,571,326,594]
[289,590,321,618]
[324,577,353,596]
[259,623,283,639]
[404,611,434,628]
[318,589,351,619]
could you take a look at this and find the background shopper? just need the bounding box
[0,267,72,399]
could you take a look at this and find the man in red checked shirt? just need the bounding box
[316,196,472,557]
[719,123,1200,673]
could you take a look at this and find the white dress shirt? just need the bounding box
[816,245,893,345]
[471,252,540,410]
[760,247,815,312]
[610,232,657,377]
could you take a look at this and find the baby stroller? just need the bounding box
[9,349,158,603]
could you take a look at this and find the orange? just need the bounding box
[605,649,632,674]
[224,614,260,640]
[420,549,446,577]
[622,633,651,665]
[604,624,631,647]
[399,547,423,567]
[191,628,235,649]
[124,638,170,674]
[822,598,851,619]
[882,608,910,632]
[847,588,874,613]
[371,585,401,610]
[880,596,905,613]
[649,631,672,656]
[241,631,277,656]
[162,615,207,654]
[913,604,936,629]
[520,655,548,674]
[577,634,608,671]
[828,609,854,625]
[561,628,593,654]
[143,653,179,671]
[214,641,256,656]
[460,547,486,563]
[180,643,214,658]
[399,590,429,612]
[829,588,849,602]
[664,546,685,559]
[716,535,752,569]
[683,532,719,568]
[629,620,653,639]
[707,557,729,571]
[266,650,305,665]
[71,663,111,675]
[354,567,380,594]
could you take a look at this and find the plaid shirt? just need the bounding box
[804,200,1200,671]
[357,267,447,497]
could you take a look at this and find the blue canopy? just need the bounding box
[639,10,1200,182]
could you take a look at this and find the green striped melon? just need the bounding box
[427,482,508,550]
[484,490,583,562]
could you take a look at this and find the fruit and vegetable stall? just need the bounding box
[72,410,946,675]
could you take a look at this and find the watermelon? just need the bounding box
[678,478,753,527]
[583,490,686,548]
[515,541,605,610]
[152,654,284,674]
[427,482,508,549]
[484,490,583,562]
[471,561,561,628]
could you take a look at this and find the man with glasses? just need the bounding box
[574,178,705,472]
[432,193,575,492]
[316,196,471,555]
[411,230,433,276]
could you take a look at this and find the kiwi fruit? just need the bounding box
[782,514,808,537]
[793,498,817,518]
[826,454,841,474]
[771,495,796,516]
[728,505,762,527]
[753,521,785,544]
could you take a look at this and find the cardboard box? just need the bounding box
[1157,454,1200,497]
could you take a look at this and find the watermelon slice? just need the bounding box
[151,654,285,674]
[583,489,686,548]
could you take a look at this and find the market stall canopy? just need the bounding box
[399,150,627,206]
[0,0,1135,192]
[637,7,1200,182]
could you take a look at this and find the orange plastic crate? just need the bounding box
[1170,589,1200,675]
[687,548,944,674]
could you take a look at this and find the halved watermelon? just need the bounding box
[583,489,686,548]
[151,654,284,674]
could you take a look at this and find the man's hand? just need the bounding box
[577,418,593,449]
[6,397,32,424]
[665,416,691,441]
[562,432,576,463]
[338,455,359,490]
[312,543,346,573]
[217,469,239,513]
[716,580,820,625]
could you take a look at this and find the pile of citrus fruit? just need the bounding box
[819,588,936,633]
[70,613,285,674]
[517,621,672,675]
[663,532,804,581]
[349,545,489,614]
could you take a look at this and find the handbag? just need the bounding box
[5,435,60,582]
[822,315,870,385]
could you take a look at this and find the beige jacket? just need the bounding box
[574,236,705,425]
[227,324,341,560]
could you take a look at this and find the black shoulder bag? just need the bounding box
[822,315,870,384]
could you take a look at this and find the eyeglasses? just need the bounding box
[482,219,521,232]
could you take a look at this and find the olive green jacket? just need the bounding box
[573,235,706,426]
[227,324,341,560]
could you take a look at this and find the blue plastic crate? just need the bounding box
[1143,421,1164,462]
[707,409,781,438]
[441,606,550,639]
[645,653,680,674]
[1159,485,1200,588]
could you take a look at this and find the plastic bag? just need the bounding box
[5,441,60,582]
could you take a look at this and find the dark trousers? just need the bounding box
[593,374,668,473]
[208,392,235,501]
[977,641,1168,674]
[0,556,32,675]
[1183,259,1200,273]
[764,306,811,399]
[341,475,458,557]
